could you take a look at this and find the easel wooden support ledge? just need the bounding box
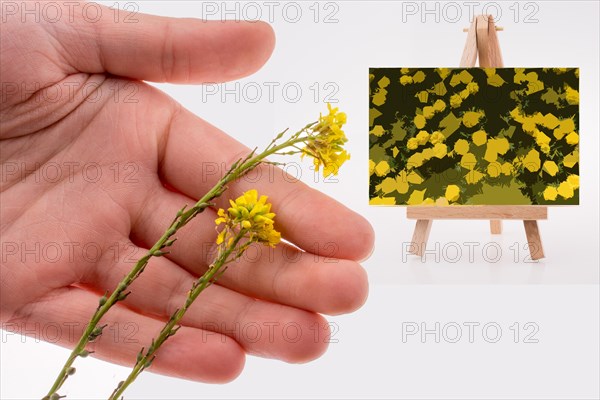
[407,15,547,261]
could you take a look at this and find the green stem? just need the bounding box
[108,231,246,400]
[44,125,314,399]
[43,192,220,399]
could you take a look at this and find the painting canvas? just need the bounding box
[369,68,579,206]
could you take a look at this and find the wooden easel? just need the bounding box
[407,15,547,260]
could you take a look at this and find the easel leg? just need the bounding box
[410,219,432,256]
[523,220,545,260]
[490,220,503,234]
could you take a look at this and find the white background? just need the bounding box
[1,1,599,399]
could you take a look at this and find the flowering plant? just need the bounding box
[45,105,349,399]
[109,190,281,399]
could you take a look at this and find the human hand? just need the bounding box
[0,2,374,383]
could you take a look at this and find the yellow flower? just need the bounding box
[472,130,487,146]
[414,115,426,129]
[565,131,579,145]
[567,174,580,189]
[429,131,445,145]
[460,153,477,170]
[445,185,460,202]
[416,130,430,145]
[557,181,574,199]
[540,143,551,154]
[397,178,409,194]
[375,160,390,177]
[216,190,281,247]
[454,139,470,155]
[463,111,483,128]
[466,82,479,94]
[465,169,484,184]
[554,118,575,140]
[510,106,525,122]
[543,186,558,201]
[523,149,541,172]
[535,130,551,146]
[378,177,399,194]
[407,189,426,205]
[369,159,376,176]
[501,162,513,176]
[487,137,510,155]
[563,150,579,168]
[421,148,433,160]
[487,163,501,178]
[407,171,424,184]
[450,94,462,108]
[436,68,451,79]
[433,99,446,112]
[432,143,448,159]
[370,125,386,137]
[483,146,497,163]
[423,106,435,119]
[565,85,579,105]
[522,120,536,134]
[302,104,350,177]
[542,160,559,176]
[406,152,425,169]
[400,75,413,85]
[412,71,426,83]
[407,138,419,150]
[541,113,559,129]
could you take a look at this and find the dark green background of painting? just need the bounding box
[369,67,579,205]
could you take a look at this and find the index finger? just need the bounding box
[55,3,275,83]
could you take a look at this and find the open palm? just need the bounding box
[0,2,373,383]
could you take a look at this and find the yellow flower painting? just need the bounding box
[369,68,580,205]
